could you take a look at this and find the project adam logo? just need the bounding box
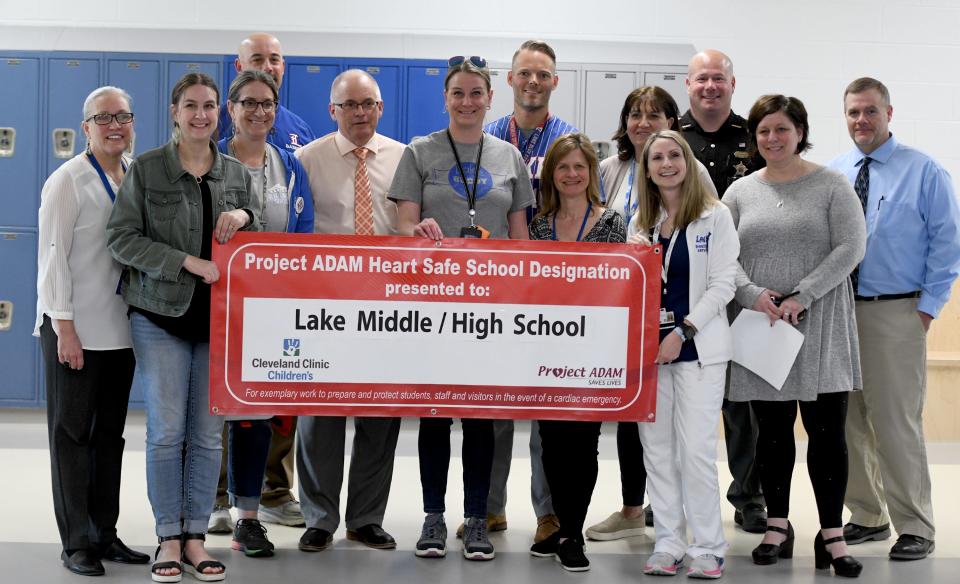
[283,338,301,357]
[537,364,624,385]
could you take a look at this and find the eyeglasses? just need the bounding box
[86,112,134,125]
[236,99,277,113]
[333,100,381,113]
[448,55,487,69]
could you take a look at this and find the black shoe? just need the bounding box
[889,534,935,561]
[555,538,590,572]
[815,532,863,577]
[530,531,561,557]
[232,518,275,557]
[843,522,891,545]
[644,505,654,527]
[298,527,334,552]
[735,503,768,534]
[101,538,150,564]
[61,550,106,577]
[752,521,794,565]
[346,524,397,550]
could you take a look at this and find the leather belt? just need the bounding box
[854,291,921,302]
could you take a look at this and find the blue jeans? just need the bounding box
[131,313,223,537]
[227,420,273,511]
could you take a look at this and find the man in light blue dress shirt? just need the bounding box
[829,77,960,562]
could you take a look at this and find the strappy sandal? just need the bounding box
[181,533,226,582]
[152,535,183,583]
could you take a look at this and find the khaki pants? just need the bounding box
[845,298,935,540]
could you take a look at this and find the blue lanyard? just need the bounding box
[622,160,639,225]
[85,152,126,203]
[552,202,592,242]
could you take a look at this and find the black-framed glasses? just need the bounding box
[236,99,277,113]
[448,55,487,69]
[86,112,134,125]
[333,100,381,113]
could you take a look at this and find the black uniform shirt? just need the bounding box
[680,110,765,198]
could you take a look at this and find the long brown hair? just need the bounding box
[632,130,717,234]
[612,86,681,161]
[170,72,220,143]
[536,132,603,220]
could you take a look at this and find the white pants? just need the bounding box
[639,360,727,559]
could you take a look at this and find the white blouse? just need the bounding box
[34,153,132,349]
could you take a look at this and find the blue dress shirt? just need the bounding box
[829,134,960,317]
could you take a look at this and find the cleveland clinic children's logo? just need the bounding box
[447,163,496,200]
[283,338,301,357]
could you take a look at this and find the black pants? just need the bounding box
[539,420,602,542]
[616,422,647,506]
[752,392,849,528]
[418,418,494,518]
[722,399,765,510]
[41,317,135,553]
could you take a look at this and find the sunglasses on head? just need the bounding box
[448,55,487,69]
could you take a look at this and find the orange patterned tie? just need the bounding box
[353,147,374,235]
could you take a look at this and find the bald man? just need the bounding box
[679,49,767,534]
[218,32,317,152]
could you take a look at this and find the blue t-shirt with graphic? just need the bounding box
[388,130,534,239]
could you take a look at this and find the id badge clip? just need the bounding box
[659,308,676,329]
[460,225,490,239]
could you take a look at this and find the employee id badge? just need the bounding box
[659,308,676,329]
[459,225,490,239]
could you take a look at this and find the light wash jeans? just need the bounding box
[131,313,223,537]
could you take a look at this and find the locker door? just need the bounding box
[487,68,512,124]
[347,62,401,141]
[0,230,39,405]
[643,71,690,117]
[405,64,447,143]
[165,58,222,140]
[552,68,580,129]
[107,56,162,155]
[46,57,101,177]
[0,56,41,228]
[286,62,341,139]
[583,70,638,156]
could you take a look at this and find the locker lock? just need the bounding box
[52,128,76,159]
[0,301,12,332]
[0,128,14,157]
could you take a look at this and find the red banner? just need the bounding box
[210,233,660,421]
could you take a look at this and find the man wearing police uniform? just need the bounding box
[680,49,767,534]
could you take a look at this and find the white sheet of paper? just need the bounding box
[730,309,805,391]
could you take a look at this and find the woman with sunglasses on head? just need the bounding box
[210,70,313,559]
[390,55,534,562]
[108,72,260,583]
[630,130,737,579]
[588,86,717,543]
[724,95,865,578]
[36,86,150,577]
[524,133,625,572]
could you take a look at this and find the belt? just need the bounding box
[854,291,921,302]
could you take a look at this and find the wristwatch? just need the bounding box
[672,322,697,342]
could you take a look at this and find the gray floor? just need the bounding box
[2,411,957,583]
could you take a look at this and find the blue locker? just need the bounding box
[165,57,222,141]
[344,60,402,141]
[404,62,448,143]
[285,61,341,139]
[0,230,40,405]
[0,55,42,229]
[106,55,163,155]
[46,56,101,177]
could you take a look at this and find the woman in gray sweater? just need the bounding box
[723,95,865,578]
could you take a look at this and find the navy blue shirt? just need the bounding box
[659,229,699,363]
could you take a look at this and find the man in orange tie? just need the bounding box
[294,69,405,552]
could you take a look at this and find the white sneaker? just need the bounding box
[208,505,233,534]
[258,499,305,526]
[687,554,724,579]
[585,511,646,541]
[644,552,683,576]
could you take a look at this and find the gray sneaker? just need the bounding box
[462,517,495,561]
[415,513,447,558]
[208,505,233,534]
[258,499,305,527]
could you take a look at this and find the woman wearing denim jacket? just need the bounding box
[107,72,260,583]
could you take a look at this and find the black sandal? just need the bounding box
[152,535,183,583]
[181,533,226,582]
